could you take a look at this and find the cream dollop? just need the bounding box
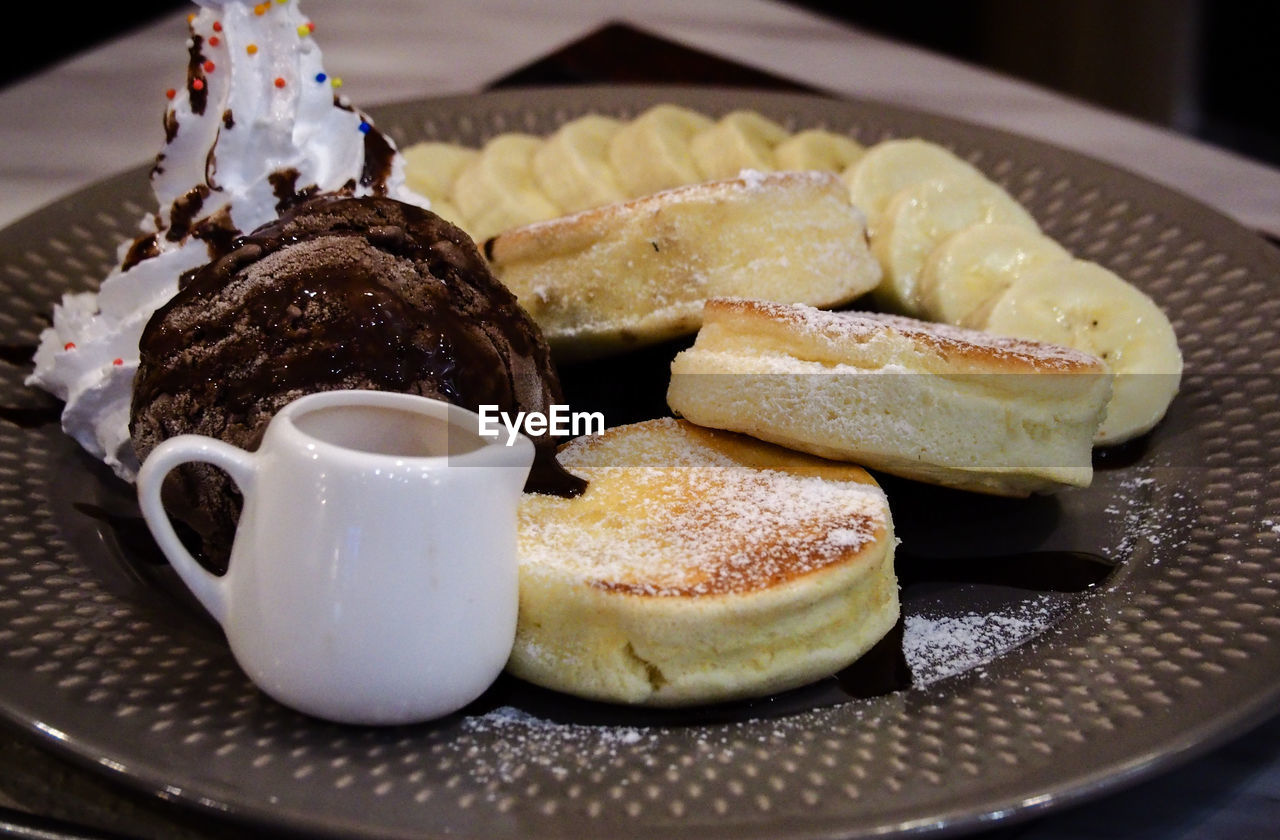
[27,0,425,479]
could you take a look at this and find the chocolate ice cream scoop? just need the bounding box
[131,194,584,571]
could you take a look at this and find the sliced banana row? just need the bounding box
[533,114,627,215]
[401,105,863,241]
[402,110,1180,444]
[980,259,1182,444]
[843,137,1182,443]
[917,223,1069,328]
[610,105,714,195]
[688,109,789,180]
[400,141,477,233]
[870,174,1039,315]
[449,133,563,242]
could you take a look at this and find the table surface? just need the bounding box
[1,2,1278,838]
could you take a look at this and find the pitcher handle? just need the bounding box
[136,436,257,626]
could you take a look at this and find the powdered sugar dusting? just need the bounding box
[904,596,1059,686]
[1102,467,1194,563]
[712,298,1105,372]
[737,168,768,189]
[520,419,889,595]
[451,590,1076,785]
[446,467,1190,787]
[457,706,651,786]
[454,702,851,788]
[499,169,845,238]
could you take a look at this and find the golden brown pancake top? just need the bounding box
[519,419,890,597]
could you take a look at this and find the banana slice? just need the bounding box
[871,175,1039,316]
[981,259,1182,444]
[401,141,479,207]
[451,133,563,242]
[689,110,790,180]
[774,129,866,173]
[532,115,628,214]
[608,104,715,197]
[918,223,1070,327]
[842,138,991,234]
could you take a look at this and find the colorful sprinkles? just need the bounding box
[167,1,335,120]
[69,1,394,386]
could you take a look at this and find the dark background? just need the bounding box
[788,0,1278,167]
[3,0,1275,167]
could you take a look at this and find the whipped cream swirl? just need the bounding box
[27,0,425,479]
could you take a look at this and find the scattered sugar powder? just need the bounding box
[903,595,1059,686]
[1103,467,1194,564]
[454,702,858,789]
[456,706,655,786]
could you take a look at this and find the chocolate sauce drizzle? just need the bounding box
[136,22,403,285]
[360,124,396,195]
[190,207,239,258]
[121,233,160,271]
[166,185,210,243]
[185,33,209,115]
[147,256,507,416]
[332,97,397,197]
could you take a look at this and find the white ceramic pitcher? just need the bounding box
[137,390,533,725]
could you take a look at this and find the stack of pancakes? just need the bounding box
[395,106,1179,708]
[513,419,897,706]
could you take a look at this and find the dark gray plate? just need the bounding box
[2,86,1279,840]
